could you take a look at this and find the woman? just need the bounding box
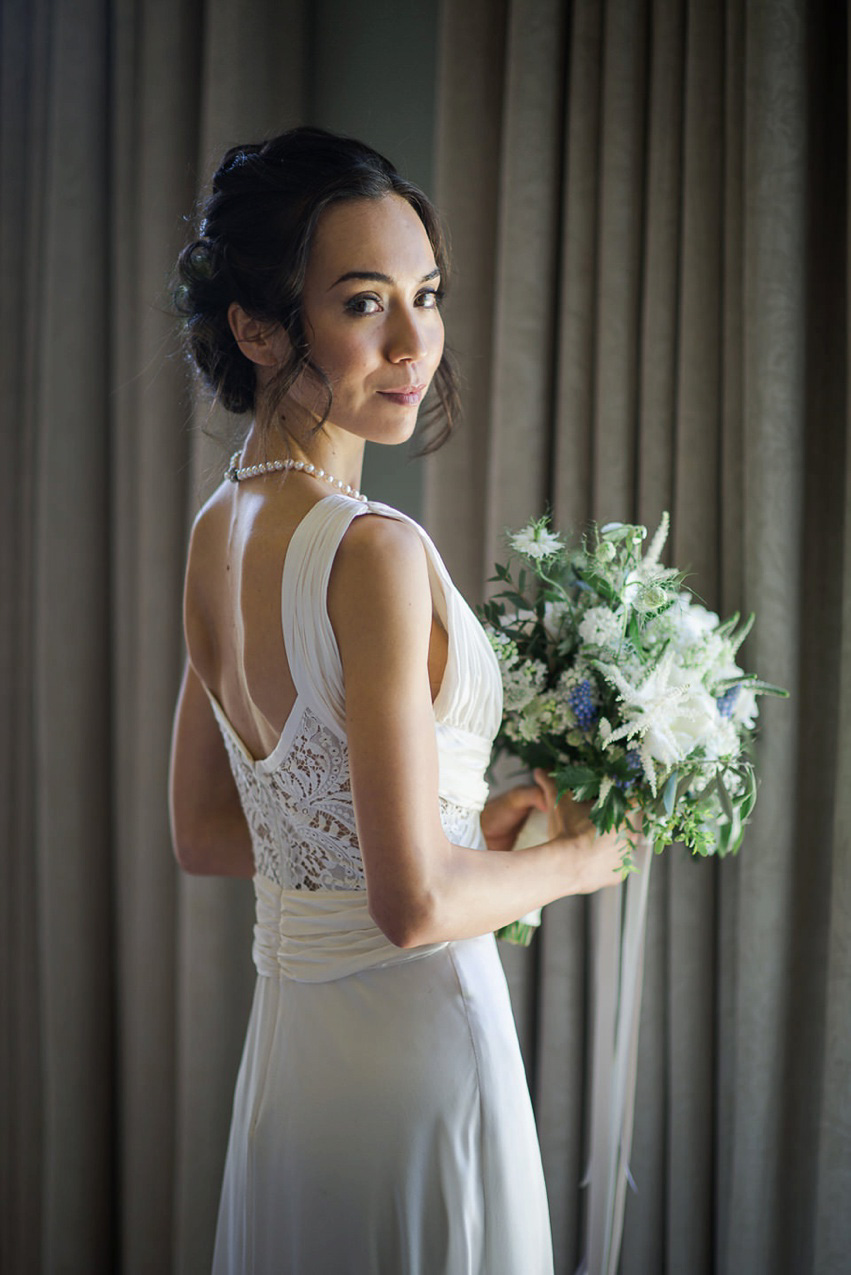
[169,126,623,1274]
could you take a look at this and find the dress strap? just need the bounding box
[280,496,364,737]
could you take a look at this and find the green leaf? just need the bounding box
[739,766,758,822]
[748,680,790,697]
[662,771,679,816]
[555,764,597,788]
[717,773,734,823]
[730,612,755,654]
[714,611,740,639]
[690,775,717,806]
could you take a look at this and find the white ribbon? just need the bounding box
[577,835,653,1275]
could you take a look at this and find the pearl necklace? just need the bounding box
[224,451,368,503]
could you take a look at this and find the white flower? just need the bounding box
[510,691,572,741]
[596,650,719,792]
[597,775,615,805]
[703,718,741,761]
[731,685,758,729]
[541,600,569,641]
[643,511,670,568]
[509,522,563,560]
[665,597,719,645]
[502,660,547,712]
[647,686,719,764]
[578,606,623,649]
[623,566,678,613]
[487,628,520,668]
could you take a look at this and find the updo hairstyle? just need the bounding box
[174,126,461,452]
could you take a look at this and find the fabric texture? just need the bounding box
[3,2,851,1273]
[205,494,553,1273]
[429,2,851,1273]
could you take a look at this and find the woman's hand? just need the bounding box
[480,769,553,853]
[526,770,627,894]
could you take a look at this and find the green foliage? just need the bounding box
[480,512,789,875]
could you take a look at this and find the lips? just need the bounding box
[378,383,427,405]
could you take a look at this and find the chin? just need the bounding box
[376,415,420,446]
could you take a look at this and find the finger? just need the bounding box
[512,783,549,814]
[532,768,558,806]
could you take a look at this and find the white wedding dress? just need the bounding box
[206,494,553,1275]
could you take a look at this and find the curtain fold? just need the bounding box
[429,1,849,1271]
[3,1,849,1271]
[2,2,307,1271]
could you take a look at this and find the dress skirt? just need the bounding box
[211,924,553,1275]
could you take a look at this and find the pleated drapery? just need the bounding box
[429,2,850,1272]
[2,1,850,1273]
[1,3,305,1271]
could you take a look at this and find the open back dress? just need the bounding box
[205,494,554,1274]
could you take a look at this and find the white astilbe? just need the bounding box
[643,511,670,568]
[594,650,717,794]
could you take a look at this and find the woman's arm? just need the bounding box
[329,516,623,948]
[168,660,254,877]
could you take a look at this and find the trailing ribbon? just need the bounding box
[576,836,653,1275]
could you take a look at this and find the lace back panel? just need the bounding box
[205,496,503,890]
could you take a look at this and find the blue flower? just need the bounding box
[568,679,598,732]
[716,685,741,719]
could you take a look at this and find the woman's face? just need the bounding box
[286,193,445,446]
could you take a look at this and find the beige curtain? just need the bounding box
[3,1,849,1273]
[429,0,850,1272]
[1,1,305,1271]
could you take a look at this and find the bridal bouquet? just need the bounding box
[481,513,787,945]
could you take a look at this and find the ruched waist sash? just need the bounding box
[252,875,448,983]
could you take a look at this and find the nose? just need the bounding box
[386,303,431,364]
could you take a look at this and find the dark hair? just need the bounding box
[173,125,461,453]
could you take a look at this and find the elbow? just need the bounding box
[369,887,440,949]
[169,811,216,876]
[171,829,207,875]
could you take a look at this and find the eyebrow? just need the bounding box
[328,266,441,291]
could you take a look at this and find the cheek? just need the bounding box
[315,327,374,380]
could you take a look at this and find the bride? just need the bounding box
[168,125,623,1274]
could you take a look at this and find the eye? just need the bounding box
[344,294,382,316]
[417,287,445,308]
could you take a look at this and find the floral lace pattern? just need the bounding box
[214,702,483,890]
[217,706,364,890]
[438,797,483,850]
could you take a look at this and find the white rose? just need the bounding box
[643,685,719,765]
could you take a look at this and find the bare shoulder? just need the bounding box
[328,513,432,643]
[185,482,231,566]
[333,512,427,581]
[181,482,239,670]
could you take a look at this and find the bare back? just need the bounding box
[183,478,448,761]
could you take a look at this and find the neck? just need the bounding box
[241,415,365,493]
